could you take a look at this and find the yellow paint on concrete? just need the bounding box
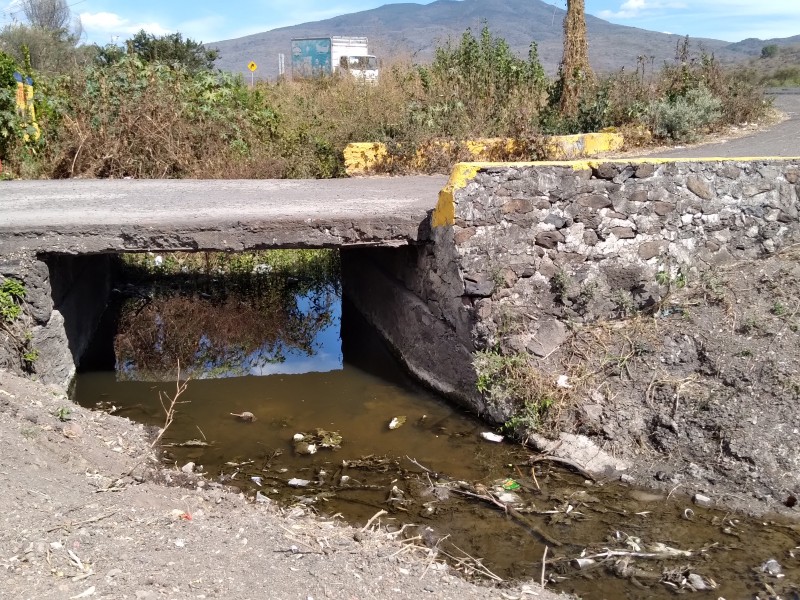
[431,156,800,229]
[545,132,623,160]
[432,163,483,227]
[343,142,391,175]
[343,132,624,176]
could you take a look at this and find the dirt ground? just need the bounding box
[545,245,800,518]
[0,371,567,600]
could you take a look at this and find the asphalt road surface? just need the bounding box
[645,89,800,159]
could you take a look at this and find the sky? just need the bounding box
[0,0,797,46]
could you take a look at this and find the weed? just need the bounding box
[771,301,787,316]
[551,270,571,303]
[612,290,636,317]
[22,347,39,367]
[54,406,71,421]
[473,350,569,435]
[739,315,759,334]
[0,277,25,323]
[20,426,38,440]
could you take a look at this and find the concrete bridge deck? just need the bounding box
[0,176,447,254]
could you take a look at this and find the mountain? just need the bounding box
[725,34,800,56]
[209,0,787,80]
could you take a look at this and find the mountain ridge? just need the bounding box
[209,0,797,80]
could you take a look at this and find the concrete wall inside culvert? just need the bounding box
[343,158,800,422]
[0,253,113,386]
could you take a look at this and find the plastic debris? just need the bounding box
[502,478,521,491]
[294,442,317,455]
[231,411,256,422]
[481,432,504,443]
[573,558,596,569]
[288,478,311,488]
[762,559,783,576]
[250,476,262,486]
[388,416,407,430]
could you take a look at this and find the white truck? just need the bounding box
[291,37,379,82]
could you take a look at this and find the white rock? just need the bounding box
[181,462,195,474]
[692,493,713,508]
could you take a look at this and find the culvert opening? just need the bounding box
[68,249,800,597]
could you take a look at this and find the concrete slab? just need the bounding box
[0,176,446,254]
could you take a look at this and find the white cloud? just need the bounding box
[600,0,797,20]
[79,11,172,43]
[599,0,687,19]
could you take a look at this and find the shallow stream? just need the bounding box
[72,254,800,599]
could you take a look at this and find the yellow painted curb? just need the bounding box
[343,142,390,175]
[431,156,800,229]
[432,164,483,227]
[545,132,623,160]
[343,133,625,176]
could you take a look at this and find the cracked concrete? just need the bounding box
[0,177,446,254]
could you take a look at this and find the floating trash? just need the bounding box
[388,416,407,430]
[481,432,504,443]
[292,429,342,455]
[231,411,256,422]
[288,478,311,488]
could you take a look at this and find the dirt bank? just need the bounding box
[541,245,800,517]
[0,371,566,600]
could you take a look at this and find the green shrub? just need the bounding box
[0,277,25,323]
[648,86,722,142]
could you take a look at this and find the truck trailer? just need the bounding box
[291,37,379,82]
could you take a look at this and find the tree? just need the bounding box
[557,0,592,117]
[21,0,70,32]
[761,44,779,59]
[0,0,86,72]
[124,30,219,73]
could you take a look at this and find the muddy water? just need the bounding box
[72,267,800,599]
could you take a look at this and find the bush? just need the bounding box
[648,86,722,142]
[41,56,284,178]
[411,26,548,139]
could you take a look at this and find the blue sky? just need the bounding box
[0,0,797,45]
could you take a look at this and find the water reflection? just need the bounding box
[110,251,341,381]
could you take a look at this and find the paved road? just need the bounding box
[645,90,800,159]
[0,176,447,254]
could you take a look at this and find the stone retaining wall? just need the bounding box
[433,159,800,359]
[349,158,800,420]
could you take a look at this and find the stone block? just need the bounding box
[528,319,568,358]
[687,175,714,200]
[535,231,565,249]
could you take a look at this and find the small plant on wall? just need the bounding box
[0,276,38,372]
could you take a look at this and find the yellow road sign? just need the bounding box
[248,61,257,72]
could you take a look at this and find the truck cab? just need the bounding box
[337,54,379,83]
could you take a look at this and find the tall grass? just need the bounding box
[0,31,772,179]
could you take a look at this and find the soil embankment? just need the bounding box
[0,371,564,600]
